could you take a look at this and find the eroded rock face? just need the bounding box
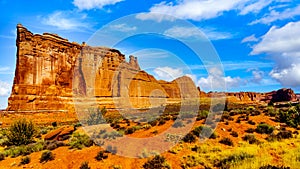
[7,25,199,112]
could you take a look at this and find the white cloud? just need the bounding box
[136,0,246,21]
[251,21,300,55]
[73,0,123,10]
[0,81,11,97]
[197,67,244,90]
[250,69,264,83]
[164,26,233,40]
[42,11,90,30]
[251,21,300,87]
[109,24,137,32]
[136,0,282,22]
[153,67,184,82]
[250,5,300,25]
[239,0,272,15]
[242,34,259,43]
[0,66,13,74]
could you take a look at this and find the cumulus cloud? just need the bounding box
[42,11,90,30]
[73,0,124,10]
[197,67,244,91]
[164,26,233,40]
[153,67,184,82]
[249,69,264,83]
[251,21,300,87]
[0,80,11,97]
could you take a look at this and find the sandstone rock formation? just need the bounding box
[7,25,199,112]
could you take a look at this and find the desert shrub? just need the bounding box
[158,119,166,126]
[182,133,197,143]
[0,153,4,161]
[95,150,108,161]
[44,140,65,150]
[69,133,93,149]
[40,150,54,163]
[230,131,238,137]
[51,122,57,127]
[276,108,300,128]
[149,120,158,127]
[242,134,260,144]
[256,123,274,134]
[245,128,255,133]
[173,121,184,128]
[181,154,205,168]
[215,152,254,168]
[267,130,293,141]
[80,161,91,169]
[219,137,234,146]
[6,119,37,146]
[248,120,256,125]
[197,110,209,120]
[236,119,241,123]
[212,103,225,112]
[142,155,171,169]
[259,164,290,169]
[20,156,30,165]
[86,107,107,125]
[124,127,136,134]
[192,126,217,139]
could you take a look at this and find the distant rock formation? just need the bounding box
[7,25,199,112]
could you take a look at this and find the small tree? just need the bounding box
[6,119,36,146]
[143,155,171,169]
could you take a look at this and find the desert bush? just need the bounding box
[248,120,256,125]
[242,134,260,144]
[69,133,93,149]
[51,122,57,127]
[44,140,65,150]
[215,152,254,168]
[245,128,255,133]
[267,130,293,141]
[219,137,234,146]
[6,119,36,146]
[173,121,184,128]
[0,153,4,161]
[149,120,158,127]
[142,155,171,169]
[182,133,197,143]
[95,150,108,161]
[276,108,300,128]
[40,150,54,163]
[230,131,238,137]
[86,107,107,125]
[192,126,217,139]
[256,123,274,134]
[158,119,166,126]
[182,154,205,168]
[20,156,30,165]
[80,161,91,169]
[212,103,225,112]
[259,165,290,169]
[197,110,209,120]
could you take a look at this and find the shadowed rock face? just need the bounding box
[7,25,199,112]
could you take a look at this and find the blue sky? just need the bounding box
[1,0,300,108]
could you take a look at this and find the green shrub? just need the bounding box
[215,152,254,168]
[95,150,108,161]
[182,133,197,143]
[40,150,54,163]
[142,155,171,169]
[20,156,30,165]
[6,119,37,146]
[80,161,91,169]
[197,110,209,120]
[219,137,234,146]
[259,165,290,169]
[44,140,65,150]
[192,126,217,139]
[256,123,274,134]
[69,133,93,149]
[242,134,260,144]
[86,107,107,125]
